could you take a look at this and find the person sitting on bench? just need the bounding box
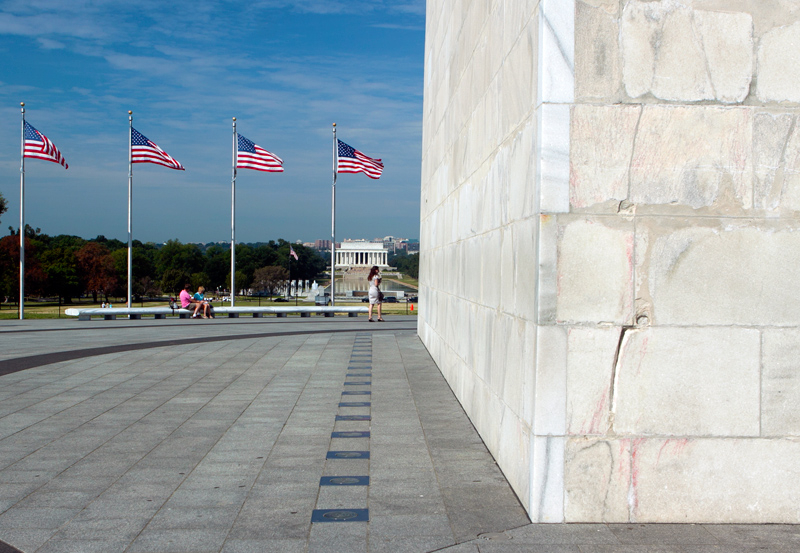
[179,283,209,319]
[193,286,214,318]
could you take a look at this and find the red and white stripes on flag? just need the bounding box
[24,121,68,169]
[237,134,283,172]
[336,139,382,179]
[290,246,299,260]
[131,127,185,170]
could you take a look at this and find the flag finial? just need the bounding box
[332,123,336,127]
[233,117,236,121]
[20,102,24,107]
[128,110,132,115]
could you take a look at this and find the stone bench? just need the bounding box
[64,306,368,321]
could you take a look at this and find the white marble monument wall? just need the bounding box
[420,0,800,523]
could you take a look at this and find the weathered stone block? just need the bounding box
[531,435,565,522]
[570,104,640,208]
[507,118,537,223]
[556,218,634,324]
[538,0,575,103]
[646,223,800,325]
[575,1,621,101]
[692,10,754,103]
[614,327,760,436]
[629,106,752,210]
[533,325,567,435]
[621,2,753,103]
[566,327,619,436]
[538,103,570,213]
[632,438,800,523]
[564,438,630,522]
[753,112,796,211]
[762,330,800,436]
[757,21,800,103]
[508,218,538,321]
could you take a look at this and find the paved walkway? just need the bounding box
[0,317,798,553]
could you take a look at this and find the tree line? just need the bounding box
[0,226,327,304]
[0,191,419,304]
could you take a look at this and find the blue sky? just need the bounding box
[0,0,425,244]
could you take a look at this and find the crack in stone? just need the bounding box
[626,105,644,199]
[693,11,718,101]
[608,325,636,435]
[774,115,797,208]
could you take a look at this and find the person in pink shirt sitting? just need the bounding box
[179,283,208,319]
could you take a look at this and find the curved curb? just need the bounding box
[0,540,23,553]
[0,323,416,377]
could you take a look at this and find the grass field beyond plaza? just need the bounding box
[0,297,419,319]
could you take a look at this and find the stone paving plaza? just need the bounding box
[0,316,798,553]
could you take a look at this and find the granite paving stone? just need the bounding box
[0,318,796,552]
[477,545,582,553]
[608,524,718,545]
[33,537,136,553]
[127,528,227,553]
[220,538,308,553]
[575,546,692,553]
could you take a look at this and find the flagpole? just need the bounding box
[127,111,133,309]
[19,102,25,320]
[331,123,337,307]
[231,117,237,307]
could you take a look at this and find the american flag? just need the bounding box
[237,134,283,172]
[290,246,299,260]
[131,127,185,170]
[24,121,68,169]
[337,140,383,179]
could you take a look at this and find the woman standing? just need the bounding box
[367,265,384,322]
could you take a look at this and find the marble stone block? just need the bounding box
[497,408,532,512]
[570,104,640,208]
[537,103,571,213]
[646,223,800,326]
[575,1,622,101]
[581,0,617,13]
[762,329,800,436]
[757,21,800,103]
[506,118,537,223]
[622,2,753,103]
[537,214,559,324]
[499,24,536,137]
[566,327,619,436]
[538,0,575,103]
[692,10,754,104]
[499,316,526,415]
[754,111,800,212]
[753,112,796,211]
[533,325,567,435]
[629,106,752,210]
[556,218,634,324]
[564,438,630,522]
[614,327,760,436]
[632,438,800,523]
[530,435,565,522]
[510,218,538,321]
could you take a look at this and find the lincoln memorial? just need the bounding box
[335,242,389,269]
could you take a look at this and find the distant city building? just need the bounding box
[314,239,331,250]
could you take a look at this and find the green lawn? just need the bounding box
[1,296,419,319]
